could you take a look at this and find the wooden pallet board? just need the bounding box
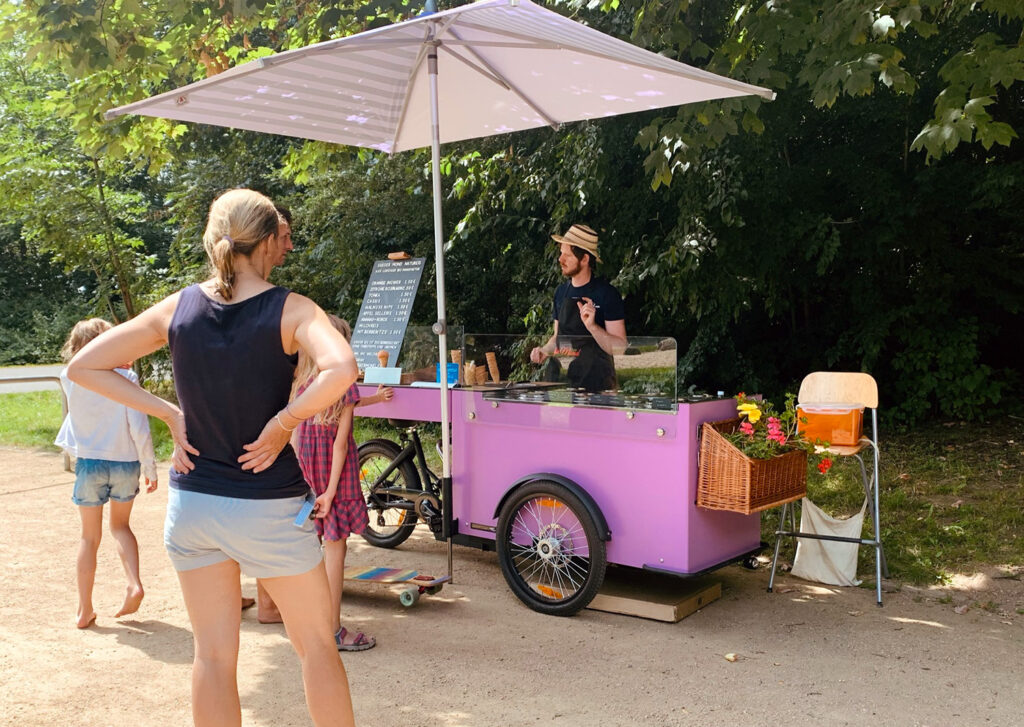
[587,567,721,622]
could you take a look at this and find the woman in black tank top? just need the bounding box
[67,189,357,727]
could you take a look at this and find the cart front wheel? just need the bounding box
[358,439,420,549]
[496,481,607,616]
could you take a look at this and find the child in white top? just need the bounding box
[55,318,158,628]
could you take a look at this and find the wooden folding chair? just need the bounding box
[768,372,888,605]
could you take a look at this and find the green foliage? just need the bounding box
[0,45,163,323]
[632,0,1024,180]
[0,225,93,364]
[0,0,1021,429]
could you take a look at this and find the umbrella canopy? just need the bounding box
[106,0,772,150]
[106,0,772,504]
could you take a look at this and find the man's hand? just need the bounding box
[530,346,548,364]
[578,297,597,329]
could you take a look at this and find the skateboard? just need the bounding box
[343,566,451,607]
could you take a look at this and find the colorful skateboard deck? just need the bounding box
[343,566,450,606]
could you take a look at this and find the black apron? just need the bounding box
[557,297,617,393]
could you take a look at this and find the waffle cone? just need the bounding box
[485,351,500,383]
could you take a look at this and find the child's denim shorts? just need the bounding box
[72,458,140,506]
[164,488,323,578]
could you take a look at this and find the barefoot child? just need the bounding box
[56,318,158,628]
[284,315,392,650]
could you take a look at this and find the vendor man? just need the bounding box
[529,224,627,392]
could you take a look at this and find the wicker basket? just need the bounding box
[696,418,807,515]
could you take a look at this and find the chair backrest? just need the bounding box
[798,371,878,409]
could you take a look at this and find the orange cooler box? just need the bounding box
[797,404,864,446]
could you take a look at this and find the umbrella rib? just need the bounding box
[442,28,559,130]
[390,15,462,153]
[439,44,510,90]
[452,19,774,100]
[389,41,432,154]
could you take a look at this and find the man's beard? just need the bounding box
[561,259,580,277]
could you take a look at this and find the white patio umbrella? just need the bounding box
[106,0,773,542]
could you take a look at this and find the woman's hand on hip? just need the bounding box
[163,404,199,473]
[239,417,293,473]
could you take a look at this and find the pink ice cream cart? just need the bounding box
[355,331,761,616]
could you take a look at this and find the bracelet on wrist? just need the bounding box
[274,413,297,432]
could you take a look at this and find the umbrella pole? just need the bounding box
[427,42,454,582]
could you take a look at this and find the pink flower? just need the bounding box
[739,421,754,436]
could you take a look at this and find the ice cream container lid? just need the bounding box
[797,403,864,413]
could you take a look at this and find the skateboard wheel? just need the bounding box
[399,586,420,607]
[425,585,443,595]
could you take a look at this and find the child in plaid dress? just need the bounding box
[291,315,392,651]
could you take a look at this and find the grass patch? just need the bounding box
[764,417,1024,585]
[5,390,1021,585]
[2,390,174,460]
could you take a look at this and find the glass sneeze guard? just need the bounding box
[459,333,678,413]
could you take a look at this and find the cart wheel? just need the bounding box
[425,585,443,595]
[358,439,420,549]
[743,555,760,570]
[496,480,607,617]
[399,586,420,607]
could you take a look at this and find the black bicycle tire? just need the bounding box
[495,480,607,616]
[358,438,421,549]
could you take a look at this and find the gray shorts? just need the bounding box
[164,488,323,578]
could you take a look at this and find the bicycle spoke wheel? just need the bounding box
[496,480,606,616]
[358,439,420,549]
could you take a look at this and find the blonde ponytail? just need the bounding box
[210,237,236,299]
[202,189,279,300]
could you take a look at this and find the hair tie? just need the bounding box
[223,234,235,244]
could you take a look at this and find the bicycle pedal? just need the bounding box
[418,500,443,534]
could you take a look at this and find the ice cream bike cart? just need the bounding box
[355,329,762,616]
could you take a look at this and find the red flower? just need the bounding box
[817,458,833,474]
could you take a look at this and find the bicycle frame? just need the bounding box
[365,427,442,518]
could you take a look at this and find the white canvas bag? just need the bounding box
[790,496,867,587]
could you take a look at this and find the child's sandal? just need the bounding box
[335,626,376,652]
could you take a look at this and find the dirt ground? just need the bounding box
[1,446,1022,727]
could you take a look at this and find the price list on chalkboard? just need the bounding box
[350,257,426,371]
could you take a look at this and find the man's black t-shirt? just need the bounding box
[551,276,625,328]
[551,276,624,392]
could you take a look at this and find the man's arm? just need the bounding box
[590,318,627,356]
[579,299,627,356]
[530,322,560,363]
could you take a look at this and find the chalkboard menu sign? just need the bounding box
[350,257,426,371]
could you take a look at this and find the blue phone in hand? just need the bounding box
[294,493,316,528]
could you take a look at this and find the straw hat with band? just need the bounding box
[552,224,601,263]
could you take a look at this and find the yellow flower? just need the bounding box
[738,402,762,424]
